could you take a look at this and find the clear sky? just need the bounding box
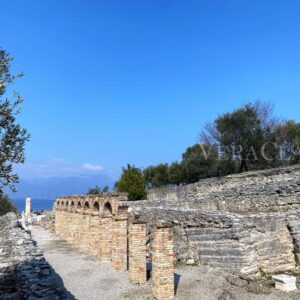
[1,0,300,181]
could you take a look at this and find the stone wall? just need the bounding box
[52,165,300,281]
[0,213,70,299]
[127,164,300,278]
[145,165,300,213]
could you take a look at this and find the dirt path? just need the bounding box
[31,225,299,300]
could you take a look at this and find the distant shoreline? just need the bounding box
[12,198,54,213]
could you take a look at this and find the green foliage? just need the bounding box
[123,101,300,191]
[181,144,219,183]
[87,185,110,195]
[143,144,220,187]
[87,185,102,195]
[200,101,279,172]
[276,120,300,163]
[0,49,30,192]
[143,164,169,187]
[115,164,146,200]
[0,193,17,216]
[102,185,109,192]
[168,162,184,185]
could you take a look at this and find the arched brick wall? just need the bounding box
[76,200,82,212]
[70,200,75,212]
[83,201,90,212]
[92,200,100,215]
[102,201,113,216]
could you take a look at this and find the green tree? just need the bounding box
[87,185,110,195]
[0,49,30,192]
[152,164,169,187]
[115,164,146,200]
[87,185,102,195]
[143,165,156,187]
[276,120,300,163]
[0,194,17,216]
[143,164,170,187]
[200,101,279,173]
[102,185,109,193]
[168,162,183,185]
[181,144,218,183]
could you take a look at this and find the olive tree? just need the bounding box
[0,49,30,193]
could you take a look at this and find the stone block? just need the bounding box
[272,274,297,292]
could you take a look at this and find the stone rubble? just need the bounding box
[0,212,70,299]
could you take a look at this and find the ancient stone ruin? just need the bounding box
[55,193,175,300]
[52,164,300,298]
[128,164,300,279]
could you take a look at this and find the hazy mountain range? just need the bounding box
[6,174,115,200]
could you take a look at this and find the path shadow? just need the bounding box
[147,262,152,281]
[174,273,181,295]
[0,257,75,300]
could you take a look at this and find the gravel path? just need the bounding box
[31,225,300,300]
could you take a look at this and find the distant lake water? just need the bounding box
[12,198,55,213]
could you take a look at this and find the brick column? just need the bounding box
[88,214,100,256]
[74,212,82,248]
[68,211,74,244]
[55,209,61,236]
[112,216,128,271]
[81,213,91,252]
[129,222,147,284]
[60,210,67,239]
[98,216,112,261]
[66,212,73,243]
[152,225,174,300]
[70,211,77,244]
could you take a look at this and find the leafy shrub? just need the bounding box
[0,194,17,216]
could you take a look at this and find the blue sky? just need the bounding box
[1,0,300,181]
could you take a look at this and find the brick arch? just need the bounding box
[56,200,61,210]
[61,200,68,212]
[84,201,90,212]
[70,200,76,212]
[76,200,82,212]
[93,201,100,213]
[102,201,113,216]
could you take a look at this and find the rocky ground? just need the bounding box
[0,213,71,299]
[30,225,300,300]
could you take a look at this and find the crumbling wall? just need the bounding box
[127,165,300,278]
[145,165,300,213]
[0,213,70,299]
